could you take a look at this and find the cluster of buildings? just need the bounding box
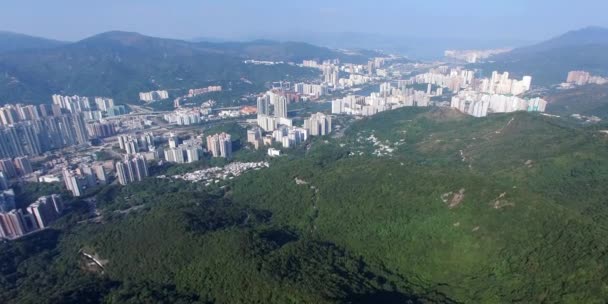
[62,164,108,196]
[410,68,531,96]
[249,110,331,150]
[86,121,118,139]
[450,91,547,117]
[565,71,608,86]
[256,94,293,132]
[444,48,511,63]
[304,112,332,136]
[52,95,127,119]
[139,90,169,102]
[394,66,542,118]
[332,85,431,116]
[115,155,149,186]
[410,67,475,92]
[206,133,232,159]
[118,133,156,155]
[301,59,376,89]
[169,161,269,185]
[479,71,532,96]
[0,194,63,239]
[164,135,203,164]
[293,83,329,97]
[248,126,308,149]
[163,105,225,126]
[187,86,222,97]
[165,101,255,126]
[0,157,34,177]
[0,110,88,158]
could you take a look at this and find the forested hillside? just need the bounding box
[3,108,608,303]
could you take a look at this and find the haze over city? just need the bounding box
[1,1,608,303]
[1,0,607,42]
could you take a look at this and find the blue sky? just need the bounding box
[1,0,606,41]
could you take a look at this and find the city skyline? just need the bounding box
[0,0,606,42]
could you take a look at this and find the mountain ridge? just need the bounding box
[475,27,608,85]
[0,30,372,104]
[0,31,67,53]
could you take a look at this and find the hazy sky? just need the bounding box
[1,0,607,41]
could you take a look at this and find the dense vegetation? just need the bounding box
[4,107,608,303]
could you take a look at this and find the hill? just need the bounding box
[3,108,608,302]
[545,84,608,119]
[0,31,66,53]
[0,31,367,104]
[474,27,608,85]
[196,39,378,64]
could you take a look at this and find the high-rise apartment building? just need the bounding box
[0,172,8,190]
[116,155,149,186]
[0,189,15,212]
[257,95,271,116]
[139,90,169,102]
[304,113,332,136]
[274,96,288,119]
[94,97,115,112]
[14,157,33,175]
[62,168,83,197]
[206,133,232,158]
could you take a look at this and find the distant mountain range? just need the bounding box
[474,27,608,86]
[0,31,67,53]
[207,31,533,59]
[0,31,376,104]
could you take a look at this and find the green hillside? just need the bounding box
[0,32,323,104]
[3,107,608,303]
[546,84,608,119]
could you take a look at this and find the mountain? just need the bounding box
[510,26,608,54]
[213,31,531,59]
[4,107,608,302]
[545,84,608,119]
[0,31,373,104]
[475,27,608,85]
[0,31,66,53]
[196,39,378,64]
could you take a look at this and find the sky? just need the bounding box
[1,0,607,42]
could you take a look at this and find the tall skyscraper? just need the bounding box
[274,96,288,119]
[257,95,270,116]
